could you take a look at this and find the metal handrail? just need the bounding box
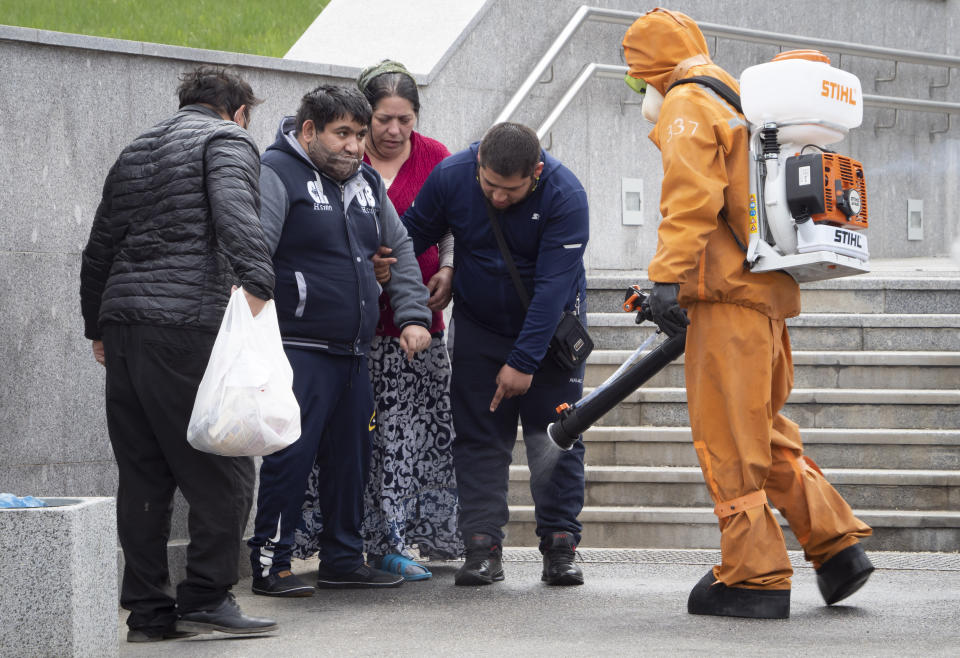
[494,6,632,125]
[534,64,960,139]
[863,94,960,112]
[536,63,624,140]
[534,63,960,139]
[498,5,960,127]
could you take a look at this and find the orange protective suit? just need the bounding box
[623,8,871,590]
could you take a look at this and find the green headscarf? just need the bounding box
[356,59,415,94]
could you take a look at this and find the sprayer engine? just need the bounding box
[741,50,871,282]
[784,150,869,262]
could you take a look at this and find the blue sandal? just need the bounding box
[380,553,432,581]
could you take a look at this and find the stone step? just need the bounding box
[586,270,960,316]
[586,313,960,351]
[513,427,960,470]
[584,350,960,389]
[507,466,960,511]
[504,505,960,552]
[789,314,960,352]
[578,387,960,430]
[521,263,960,554]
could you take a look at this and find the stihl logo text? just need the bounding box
[821,80,858,106]
[834,229,862,248]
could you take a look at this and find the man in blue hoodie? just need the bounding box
[403,122,590,587]
[248,85,432,596]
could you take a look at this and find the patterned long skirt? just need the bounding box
[292,335,463,561]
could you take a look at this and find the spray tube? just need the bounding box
[546,287,687,450]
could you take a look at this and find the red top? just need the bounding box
[365,131,451,337]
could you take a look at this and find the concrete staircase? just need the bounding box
[506,259,960,552]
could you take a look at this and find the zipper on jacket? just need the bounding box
[340,180,364,356]
[316,167,373,357]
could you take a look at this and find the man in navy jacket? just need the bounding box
[248,85,432,595]
[403,122,590,586]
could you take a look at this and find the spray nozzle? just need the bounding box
[623,285,654,324]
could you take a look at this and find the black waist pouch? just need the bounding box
[548,311,593,370]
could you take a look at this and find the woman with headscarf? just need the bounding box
[293,61,462,580]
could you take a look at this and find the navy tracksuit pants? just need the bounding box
[249,348,373,575]
[450,309,586,549]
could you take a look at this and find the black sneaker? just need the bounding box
[252,570,315,597]
[455,533,504,586]
[176,593,278,635]
[541,531,584,586]
[687,570,790,619]
[126,627,197,643]
[816,543,875,605]
[315,562,404,589]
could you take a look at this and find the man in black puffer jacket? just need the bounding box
[80,67,278,642]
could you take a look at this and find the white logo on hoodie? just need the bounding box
[307,180,329,205]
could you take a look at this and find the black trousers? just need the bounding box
[450,310,586,549]
[102,324,255,631]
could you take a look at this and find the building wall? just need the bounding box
[1,0,957,502]
[412,0,960,270]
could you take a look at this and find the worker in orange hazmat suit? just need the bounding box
[621,8,874,619]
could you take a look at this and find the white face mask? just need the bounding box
[642,85,664,123]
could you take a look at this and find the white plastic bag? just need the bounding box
[187,287,301,456]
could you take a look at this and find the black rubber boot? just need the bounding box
[816,543,875,605]
[687,571,790,619]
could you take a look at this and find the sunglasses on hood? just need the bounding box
[624,75,648,95]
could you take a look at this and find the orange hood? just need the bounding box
[622,8,711,95]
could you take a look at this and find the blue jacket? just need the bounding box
[259,117,430,355]
[403,143,589,373]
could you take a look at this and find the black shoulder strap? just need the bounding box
[668,75,743,115]
[666,76,749,256]
[485,202,531,308]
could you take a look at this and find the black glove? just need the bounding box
[647,282,689,336]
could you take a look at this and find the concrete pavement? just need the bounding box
[119,548,960,657]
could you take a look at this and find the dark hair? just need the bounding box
[478,122,542,178]
[177,66,261,123]
[361,72,420,116]
[295,85,372,133]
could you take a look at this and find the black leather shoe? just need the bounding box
[687,570,790,619]
[315,563,404,589]
[176,593,278,635]
[126,627,197,643]
[541,531,584,586]
[816,543,875,605]
[252,570,315,597]
[455,533,504,586]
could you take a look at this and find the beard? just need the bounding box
[307,138,361,181]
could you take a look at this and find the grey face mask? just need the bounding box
[307,137,361,181]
